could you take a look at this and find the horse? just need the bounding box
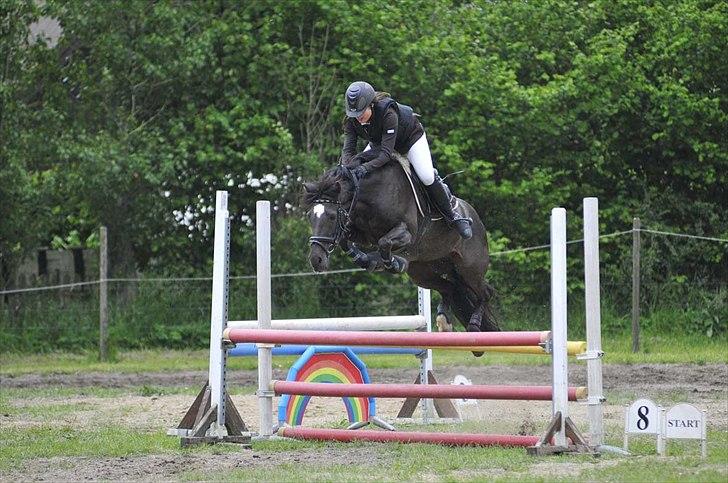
[302,154,498,345]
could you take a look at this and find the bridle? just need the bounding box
[308,166,361,254]
[308,199,352,254]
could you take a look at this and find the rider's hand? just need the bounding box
[350,165,368,181]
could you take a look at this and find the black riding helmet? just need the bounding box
[345,81,375,118]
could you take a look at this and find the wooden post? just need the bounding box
[99,226,109,361]
[631,217,641,353]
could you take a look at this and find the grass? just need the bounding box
[180,432,728,482]
[0,425,181,471]
[1,332,725,377]
[183,442,539,482]
[1,418,725,481]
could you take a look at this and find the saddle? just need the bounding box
[347,150,461,222]
[389,152,461,222]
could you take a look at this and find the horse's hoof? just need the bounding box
[466,323,484,356]
[387,255,408,273]
[435,313,452,332]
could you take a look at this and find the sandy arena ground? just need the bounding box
[1,363,726,481]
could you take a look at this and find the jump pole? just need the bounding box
[229,315,426,331]
[278,427,546,447]
[225,329,550,346]
[272,381,588,401]
[229,341,586,356]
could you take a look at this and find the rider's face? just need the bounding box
[356,106,372,124]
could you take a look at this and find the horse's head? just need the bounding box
[302,168,352,272]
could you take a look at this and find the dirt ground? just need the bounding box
[2,363,727,481]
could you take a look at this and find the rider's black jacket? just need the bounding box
[341,97,424,170]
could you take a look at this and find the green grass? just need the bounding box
[0,386,131,400]
[179,431,728,482]
[0,425,179,470]
[2,425,723,482]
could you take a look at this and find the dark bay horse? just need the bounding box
[302,156,498,340]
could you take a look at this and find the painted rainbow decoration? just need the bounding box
[278,346,375,426]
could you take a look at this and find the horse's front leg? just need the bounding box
[341,240,371,269]
[377,222,413,273]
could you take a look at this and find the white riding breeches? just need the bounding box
[406,133,435,185]
[365,133,435,185]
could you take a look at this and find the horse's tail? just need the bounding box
[448,288,476,330]
[449,276,500,332]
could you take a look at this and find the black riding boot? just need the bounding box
[426,177,473,239]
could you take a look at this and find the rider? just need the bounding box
[341,81,472,239]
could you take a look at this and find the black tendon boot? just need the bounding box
[426,177,473,239]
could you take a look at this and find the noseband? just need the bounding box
[308,199,352,254]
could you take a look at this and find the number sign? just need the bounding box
[623,398,661,452]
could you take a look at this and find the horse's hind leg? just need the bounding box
[452,249,499,332]
[406,261,456,332]
[436,299,454,332]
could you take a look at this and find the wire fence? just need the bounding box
[1,227,725,353]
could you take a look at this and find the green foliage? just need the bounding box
[1,0,725,348]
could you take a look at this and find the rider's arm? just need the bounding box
[341,120,358,165]
[362,108,397,171]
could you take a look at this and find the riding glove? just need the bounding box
[350,165,368,181]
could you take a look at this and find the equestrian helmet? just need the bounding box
[344,81,375,118]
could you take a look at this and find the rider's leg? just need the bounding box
[406,134,435,185]
[407,134,472,239]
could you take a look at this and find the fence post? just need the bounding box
[99,226,109,361]
[631,217,641,353]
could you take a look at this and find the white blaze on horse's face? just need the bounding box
[313,204,325,218]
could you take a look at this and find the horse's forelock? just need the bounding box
[302,168,347,209]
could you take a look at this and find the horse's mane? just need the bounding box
[302,150,395,210]
[301,166,353,210]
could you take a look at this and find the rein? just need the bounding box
[307,166,361,254]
